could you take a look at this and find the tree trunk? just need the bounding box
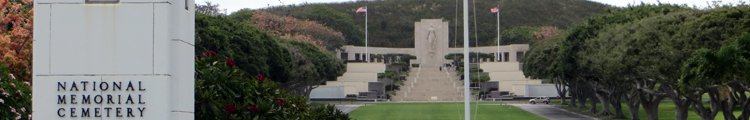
[560,91,568,104]
[693,105,715,120]
[720,101,736,120]
[737,90,750,120]
[642,102,659,120]
[675,103,690,120]
[627,93,641,120]
[639,92,664,120]
[665,85,690,120]
[554,81,568,105]
[736,86,749,120]
[708,87,733,120]
[590,95,598,114]
[595,92,610,115]
[689,92,719,120]
[570,83,578,107]
[571,92,578,107]
[612,96,626,119]
[739,101,750,120]
[578,88,588,109]
[628,102,641,120]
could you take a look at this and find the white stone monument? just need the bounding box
[414,19,449,67]
[32,0,195,119]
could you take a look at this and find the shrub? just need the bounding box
[308,105,349,120]
[0,64,31,120]
[194,51,350,119]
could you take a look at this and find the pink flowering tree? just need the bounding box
[250,11,345,50]
[0,0,33,82]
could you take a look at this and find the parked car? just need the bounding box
[529,97,549,104]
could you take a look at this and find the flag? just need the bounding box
[490,7,499,14]
[356,7,367,13]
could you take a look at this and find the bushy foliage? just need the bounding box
[0,0,33,119]
[247,11,346,50]
[264,5,364,46]
[0,0,32,82]
[195,2,223,16]
[0,64,31,120]
[195,52,349,120]
[196,13,294,84]
[523,4,750,120]
[532,26,561,42]
[308,105,350,120]
[196,11,345,97]
[264,0,609,47]
[278,40,345,95]
[496,26,538,45]
[522,36,562,79]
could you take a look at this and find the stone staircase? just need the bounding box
[393,66,464,101]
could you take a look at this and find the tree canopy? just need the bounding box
[262,0,610,47]
[195,13,345,96]
[523,4,750,120]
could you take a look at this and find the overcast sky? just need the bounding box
[197,0,748,14]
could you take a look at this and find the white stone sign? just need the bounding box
[32,0,195,119]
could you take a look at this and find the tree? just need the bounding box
[195,11,345,97]
[517,4,750,120]
[532,26,561,41]
[298,5,364,46]
[195,51,349,119]
[680,33,750,120]
[279,41,345,96]
[523,36,567,104]
[531,4,697,119]
[496,26,538,45]
[0,0,32,82]
[264,0,610,47]
[196,2,223,16]
[248,11,346,50]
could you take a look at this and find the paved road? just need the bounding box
[512,104,598,120]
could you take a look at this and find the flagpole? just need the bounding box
[496,6,500,62]
[463,0,471,120]
[365,6,369,63]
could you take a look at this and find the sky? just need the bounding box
[196,0,748,14]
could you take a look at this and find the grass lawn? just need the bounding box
[554,100,742,120]
[349,102,546,120]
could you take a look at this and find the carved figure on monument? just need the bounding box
[427,24,438,57]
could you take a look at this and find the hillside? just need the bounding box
[260,0,611,48]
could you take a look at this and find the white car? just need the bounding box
[529,97,550,104]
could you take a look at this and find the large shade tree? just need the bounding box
[524,4,750,120]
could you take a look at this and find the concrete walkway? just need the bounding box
[334,105,362,114]
[512,104,598,120]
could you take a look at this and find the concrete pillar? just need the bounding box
[347,52,354,61]
[33,0,195,119]
[509,49,518,62]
